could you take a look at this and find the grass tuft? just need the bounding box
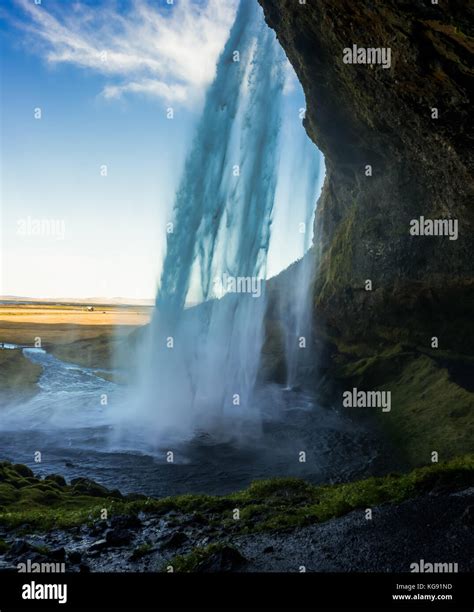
[0,455,472,535]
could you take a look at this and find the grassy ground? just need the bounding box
[0,350,42,401]
[332,343,474,466]
[0,303,150,346]
[0,455,472,535]
[50,332,140,371]
[0,302,150,388]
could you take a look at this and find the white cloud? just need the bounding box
[11,0,238,105]
[103,79,188,104]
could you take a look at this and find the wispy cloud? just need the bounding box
[10,0,238,105]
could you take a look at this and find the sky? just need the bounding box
[0,0,323,300]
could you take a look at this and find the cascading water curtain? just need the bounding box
[112,0,323,449]
[110,0,285,446]
[279,135,323,390]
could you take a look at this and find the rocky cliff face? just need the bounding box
[259,0,473,352]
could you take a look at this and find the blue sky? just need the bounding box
[0,0,323,300]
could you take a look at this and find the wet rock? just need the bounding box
[163,511,179,521]
[68,551,82,564]
[87,550,101,558]
[27,552,50,564]
[183,512,207,526]
[70,477,111,497]
[161,531,189,549]
[110,514,142,530]
[105,528,133,547]
[11,464,34,478]
[196,537,210,548]
[89,521,108,536]
[178,512,209,527]
[196,546,246,572]
[49,547,66,561]
[461,505,474,526]
[6,539,31,558]
[88,539,107,553]
[44,474,67,487]
[129,545,154,561]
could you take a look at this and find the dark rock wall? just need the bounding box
[259,0,473,351]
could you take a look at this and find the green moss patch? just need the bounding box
[166,543,244,572]
[0,538,9,553]
[318,204,356,300]
[130,542,154,560]
[335,347,474,465]
[0,349,41,400]
[1,456,472,537]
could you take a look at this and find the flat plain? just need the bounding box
[0,302,152,396]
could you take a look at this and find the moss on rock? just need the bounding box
[0,349,41,401]
[1,456,472,537]
[167,543,245,573]
[333,345,474,465]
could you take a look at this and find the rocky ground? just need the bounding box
[1,487,472,574]
[0,457,472,573]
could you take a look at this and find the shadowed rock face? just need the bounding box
[259,0,473,351]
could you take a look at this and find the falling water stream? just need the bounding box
[113,0,288,445]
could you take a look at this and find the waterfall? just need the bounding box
[115,0,287,445]
[279,135,324,389]
[111,0,324,449]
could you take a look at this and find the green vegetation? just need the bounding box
[382,355,474,464]
[335,345,474,465]
[0,538,9,553]
[1,455,472,536]
[130,542,154,560]
[0,349,41,400]
[50,328,143,381]
[318,204,356,301]
[0,462,120,531]
[51,334,119,370]
[166,543,237,572]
